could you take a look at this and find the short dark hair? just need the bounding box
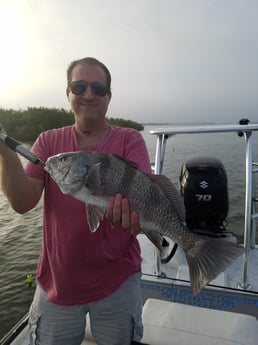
[66,57,111,92]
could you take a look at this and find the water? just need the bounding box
[0,125,258,338]
[0,199,42,338]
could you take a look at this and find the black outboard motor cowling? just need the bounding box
[180,157,229,232]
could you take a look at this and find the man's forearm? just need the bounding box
[0,149,42,213]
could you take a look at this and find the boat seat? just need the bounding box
[140,298,258,345]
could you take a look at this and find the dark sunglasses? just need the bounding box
[69,80,109,97]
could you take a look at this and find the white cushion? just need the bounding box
[141,298,258,345]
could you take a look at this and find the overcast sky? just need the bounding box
[1,0,257,123]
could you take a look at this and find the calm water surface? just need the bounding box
[1,125,258,338]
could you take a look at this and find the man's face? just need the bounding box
[66,63,111,126]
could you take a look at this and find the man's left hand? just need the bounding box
[105,194,141,236]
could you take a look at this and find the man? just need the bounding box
[0,57,151,344]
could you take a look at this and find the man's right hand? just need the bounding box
[0,124,44,213]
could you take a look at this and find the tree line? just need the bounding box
[0,107,144,143]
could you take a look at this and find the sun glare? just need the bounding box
[0,3,31,99]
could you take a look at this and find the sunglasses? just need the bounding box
[69,80,109,97]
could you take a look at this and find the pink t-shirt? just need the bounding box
[25,125,151,305]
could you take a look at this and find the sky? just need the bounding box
[0,0,257,123]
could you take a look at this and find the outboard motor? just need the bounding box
[180,157,229,234]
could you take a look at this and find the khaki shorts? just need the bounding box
[28,272,143,345]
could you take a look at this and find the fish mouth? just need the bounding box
[44,164,51,173]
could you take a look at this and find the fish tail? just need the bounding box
[184,236,244,295]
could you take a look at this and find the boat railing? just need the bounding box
[251,162,258,249]
[149,123,258,291]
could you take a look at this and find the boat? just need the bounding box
[1,122,258,345]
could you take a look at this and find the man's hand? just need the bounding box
[105,194,141,236]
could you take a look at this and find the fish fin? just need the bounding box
[141,229,163,251]
[149,174,185,222]
[184,236,244,295]
[86,205,105,232]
